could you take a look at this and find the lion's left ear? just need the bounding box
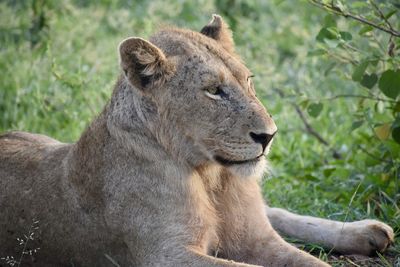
[200,14,235,53]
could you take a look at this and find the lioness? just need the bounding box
[0,15,394,267]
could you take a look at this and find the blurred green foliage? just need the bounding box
[0,0,399,265]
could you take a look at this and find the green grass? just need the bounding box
[0,1,399,266]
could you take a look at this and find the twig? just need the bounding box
[341,42,364,55]
[294,105,328,147]
[309,0,400,38]
[294,105,342,159]
[357,145,392,164]
[17,225,32,267]
[320,94,397,104]
[17,220,39,267]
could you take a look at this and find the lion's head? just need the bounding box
[115,15,277,178]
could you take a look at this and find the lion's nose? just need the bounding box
[249,131,276,151]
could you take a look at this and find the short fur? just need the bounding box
[0,15,393,267]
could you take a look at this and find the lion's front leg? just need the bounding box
[214,174,329,267]
[266,206,394,255]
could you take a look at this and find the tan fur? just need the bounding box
[0,15,393,267]
[266,207,394,256]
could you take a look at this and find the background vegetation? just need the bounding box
[0,0,399,266]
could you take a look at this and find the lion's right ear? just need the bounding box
[119,37,175,90]
[200,14,235,54]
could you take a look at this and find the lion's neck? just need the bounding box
[62,108,111,209]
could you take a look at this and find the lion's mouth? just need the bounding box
[214,154,263,166]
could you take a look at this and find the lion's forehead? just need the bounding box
[150,28,250,85]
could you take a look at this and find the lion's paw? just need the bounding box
[337,219,394,255]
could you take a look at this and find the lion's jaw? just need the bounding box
[225,156,268,179]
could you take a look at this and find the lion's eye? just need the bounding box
[204,86,224,100]
[207,87,223,95]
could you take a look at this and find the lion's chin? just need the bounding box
[225,157,267,179]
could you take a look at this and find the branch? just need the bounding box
[309,0,400,38]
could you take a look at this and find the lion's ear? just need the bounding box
[119,37,175,90]
[200,14,235,53]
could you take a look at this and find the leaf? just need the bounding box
[323,14,336,27]
[381,173,390,182]
[299,174,319,182]
[392,127,400,144]
[393,101,400,114]
[323,167,336,177]
[369,58,379,67]
[352,61,369,82]
[364,108,373,124]
[326,27,339,37]
[299,99,310,109]
[307,49,326,57]
[392,116,400,144]
[359,26,373,35]
[351,1,369,9]
[385,9,397,19]
[316,27,339,42]
[307,103,323,118]
[360,73,378,89]
[374,123,391,140]
[335,0,346,12]
[378,70,400,99]
[339,31,352,41]
[324,62,336,76]
[299,99,310,108]
[350,120,364,132]
[324,39,340,48]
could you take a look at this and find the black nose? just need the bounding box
[250,132,275,150]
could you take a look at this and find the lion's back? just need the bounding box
[0,131,74,264]
[0,131,71,216]
[0,131,70,182]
